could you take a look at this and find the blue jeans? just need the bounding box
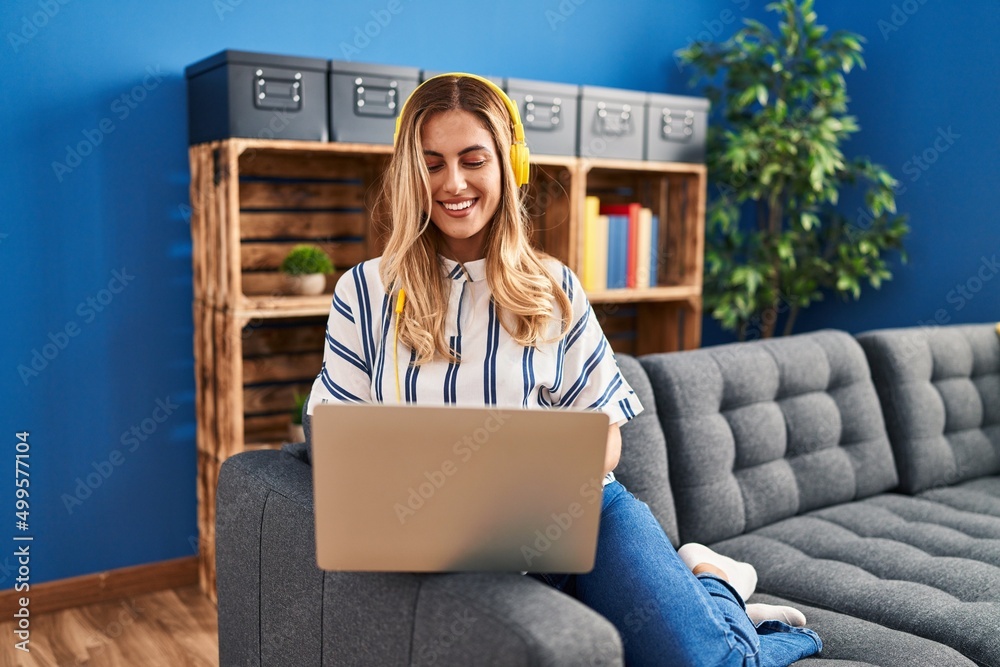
[529,481,822,667]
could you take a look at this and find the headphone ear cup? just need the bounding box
[510,143,530,187]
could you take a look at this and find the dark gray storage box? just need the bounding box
[578,85,647,160]
[329,61,419,144]
[185,50,329,145]
[505,78,580,157]
[645,93,709,163]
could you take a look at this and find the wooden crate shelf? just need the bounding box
[189,138,706,600]
[190,139,392,312]
[587,285,701,304]
[191,303,325,603]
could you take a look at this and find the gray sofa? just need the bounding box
[215,323,1000,666]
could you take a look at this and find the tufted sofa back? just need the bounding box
[629,330,899,545]
[858,324,1000,494]
[614,355,680,545]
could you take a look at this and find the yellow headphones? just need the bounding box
[393,72,531,187]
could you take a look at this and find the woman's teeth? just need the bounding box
[443,199,475,211]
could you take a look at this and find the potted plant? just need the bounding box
[677,0,908,339]
[289,392,308,443]
[280,244,335,296]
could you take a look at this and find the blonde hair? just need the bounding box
[378,75,572,365]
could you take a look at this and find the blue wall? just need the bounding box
[1,0,996,587]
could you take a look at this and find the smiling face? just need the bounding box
[420,109,503,264]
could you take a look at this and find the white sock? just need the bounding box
[745,603,807,627]
[677,543,758,601]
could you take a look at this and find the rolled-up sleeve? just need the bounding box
[550,266,644,426]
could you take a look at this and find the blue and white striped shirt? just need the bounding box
[307,254,644,484]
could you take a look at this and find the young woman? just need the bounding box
[306,74,822,666]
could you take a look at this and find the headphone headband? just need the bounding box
[393,72,530,186]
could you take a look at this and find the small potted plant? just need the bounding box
[289,392,308,443]
[280,244,335,296]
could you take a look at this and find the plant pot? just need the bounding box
[288,422,305,444]
[285,273,327,296]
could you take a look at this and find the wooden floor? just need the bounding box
[0,585,218,666]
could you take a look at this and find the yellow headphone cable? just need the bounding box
[393,288,406,403]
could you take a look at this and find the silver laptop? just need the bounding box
[311,404,609,573]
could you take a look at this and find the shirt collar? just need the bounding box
[438,254,487,283]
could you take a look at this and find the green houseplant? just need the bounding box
[677,0,908,338]
[280,244,335,296]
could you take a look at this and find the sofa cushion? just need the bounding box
[918,476,1000,517]
[712,493,1000,666]
[750,593,976,666]
[640,330,898,544]
[858,324,1000,494]
[615,354,679,546]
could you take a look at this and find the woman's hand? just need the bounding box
[604,422,622,476]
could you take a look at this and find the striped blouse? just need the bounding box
[306,254,644,484]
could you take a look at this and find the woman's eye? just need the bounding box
[426,163,443,173]
[464,160,486,168]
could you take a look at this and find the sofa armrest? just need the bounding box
[411,572,622,666]
[216,449,622,666]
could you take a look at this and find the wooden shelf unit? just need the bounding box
[578,159,705,355]
[188,138,705,600]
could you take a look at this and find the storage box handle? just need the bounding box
[253,69,303,112]
[660,108,696,143]
[522,95,563,132]
[593,101,633,138]
[353,77,400,118]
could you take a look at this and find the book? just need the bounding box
[593,214,609,290]
[635,207,653,289]
[582,196,601,290]
[600,203,642,288]
[606,214,629,289]
[649,214,660,287]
